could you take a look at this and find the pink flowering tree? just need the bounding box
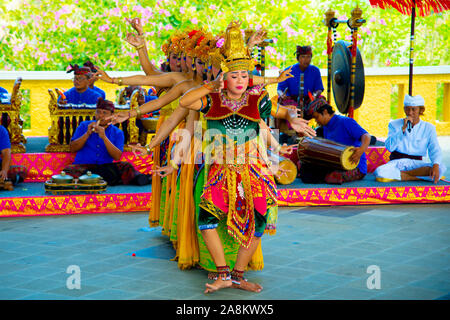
[0,0,448,71]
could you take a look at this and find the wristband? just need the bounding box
[203,82,215,91]
[136,44,145,50]
[145,145,151,154]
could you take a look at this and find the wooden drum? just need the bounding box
[297,137,359,171]
[268,150,298,185]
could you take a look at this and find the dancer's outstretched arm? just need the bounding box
[125,17,162,76]
[95,67,186,89]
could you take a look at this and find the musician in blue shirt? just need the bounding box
[276,46,324,144]
[63,98,151,186]
[58,64,102,105]
[0,125,27,185]
[300,97,371,184]
[277,45,324,107]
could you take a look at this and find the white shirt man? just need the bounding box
[375,94,446,184]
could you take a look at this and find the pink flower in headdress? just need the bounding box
[191,17,198,24]
[216,38,225,48]
[179,7,186,14]
[379,19,387,26]
[209,5,217,10]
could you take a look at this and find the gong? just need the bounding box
[331,40,365,114]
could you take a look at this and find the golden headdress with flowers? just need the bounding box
[219,21,254,73]
[161,31,185,56]
[182,29,207,58]
[193,31,214,62]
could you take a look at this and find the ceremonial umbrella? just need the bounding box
[369,0,450,95]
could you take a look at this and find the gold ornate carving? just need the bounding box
[0,77,26,153]
[46,89,140,152]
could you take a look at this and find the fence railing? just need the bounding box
[0,66,449,137]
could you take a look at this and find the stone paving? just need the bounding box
[0,203,449,300]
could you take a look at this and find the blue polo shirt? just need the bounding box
[91,86,106,99]
[58,87,102,105]
[323,114,368,174]
[277,63,324,97]
[71,120,124,165]
[0,125,11,161]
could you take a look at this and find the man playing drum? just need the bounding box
[300,97,371,184]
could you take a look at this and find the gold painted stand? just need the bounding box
[0,77,27,153]
[46,89,142,152]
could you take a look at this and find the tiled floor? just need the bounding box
[0,203,449,300]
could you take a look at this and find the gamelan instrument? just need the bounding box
[44,171,107,195]
[297,137,359,171]
[268,150,298,185]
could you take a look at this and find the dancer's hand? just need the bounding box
[153,165,175,178]
[106,112,130,125]
[125,17,144,35]
[129,143,148,157]
[277,67,293,83]
[247,29,267,48]
[93,66,113,84]
[211,73,224,92]
[275,167,289,180]
[125,32,145,48]
[279,144,294,156]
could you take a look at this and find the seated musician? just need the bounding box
[58,64,102,105]
[0,125,27,185]
[374,94,446,184]
[83,60,106,99]
[63,98,151,186]
[276,45,324,144]
[300,97,371,184]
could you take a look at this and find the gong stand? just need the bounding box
[324,6,366,118]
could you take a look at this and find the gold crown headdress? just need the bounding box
[208,32,225,69]
[219,21,254,73]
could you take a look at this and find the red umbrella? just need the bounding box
[369,0,450,95]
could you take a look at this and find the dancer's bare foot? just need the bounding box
[232,278,263,293]
[204,278,232,294]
